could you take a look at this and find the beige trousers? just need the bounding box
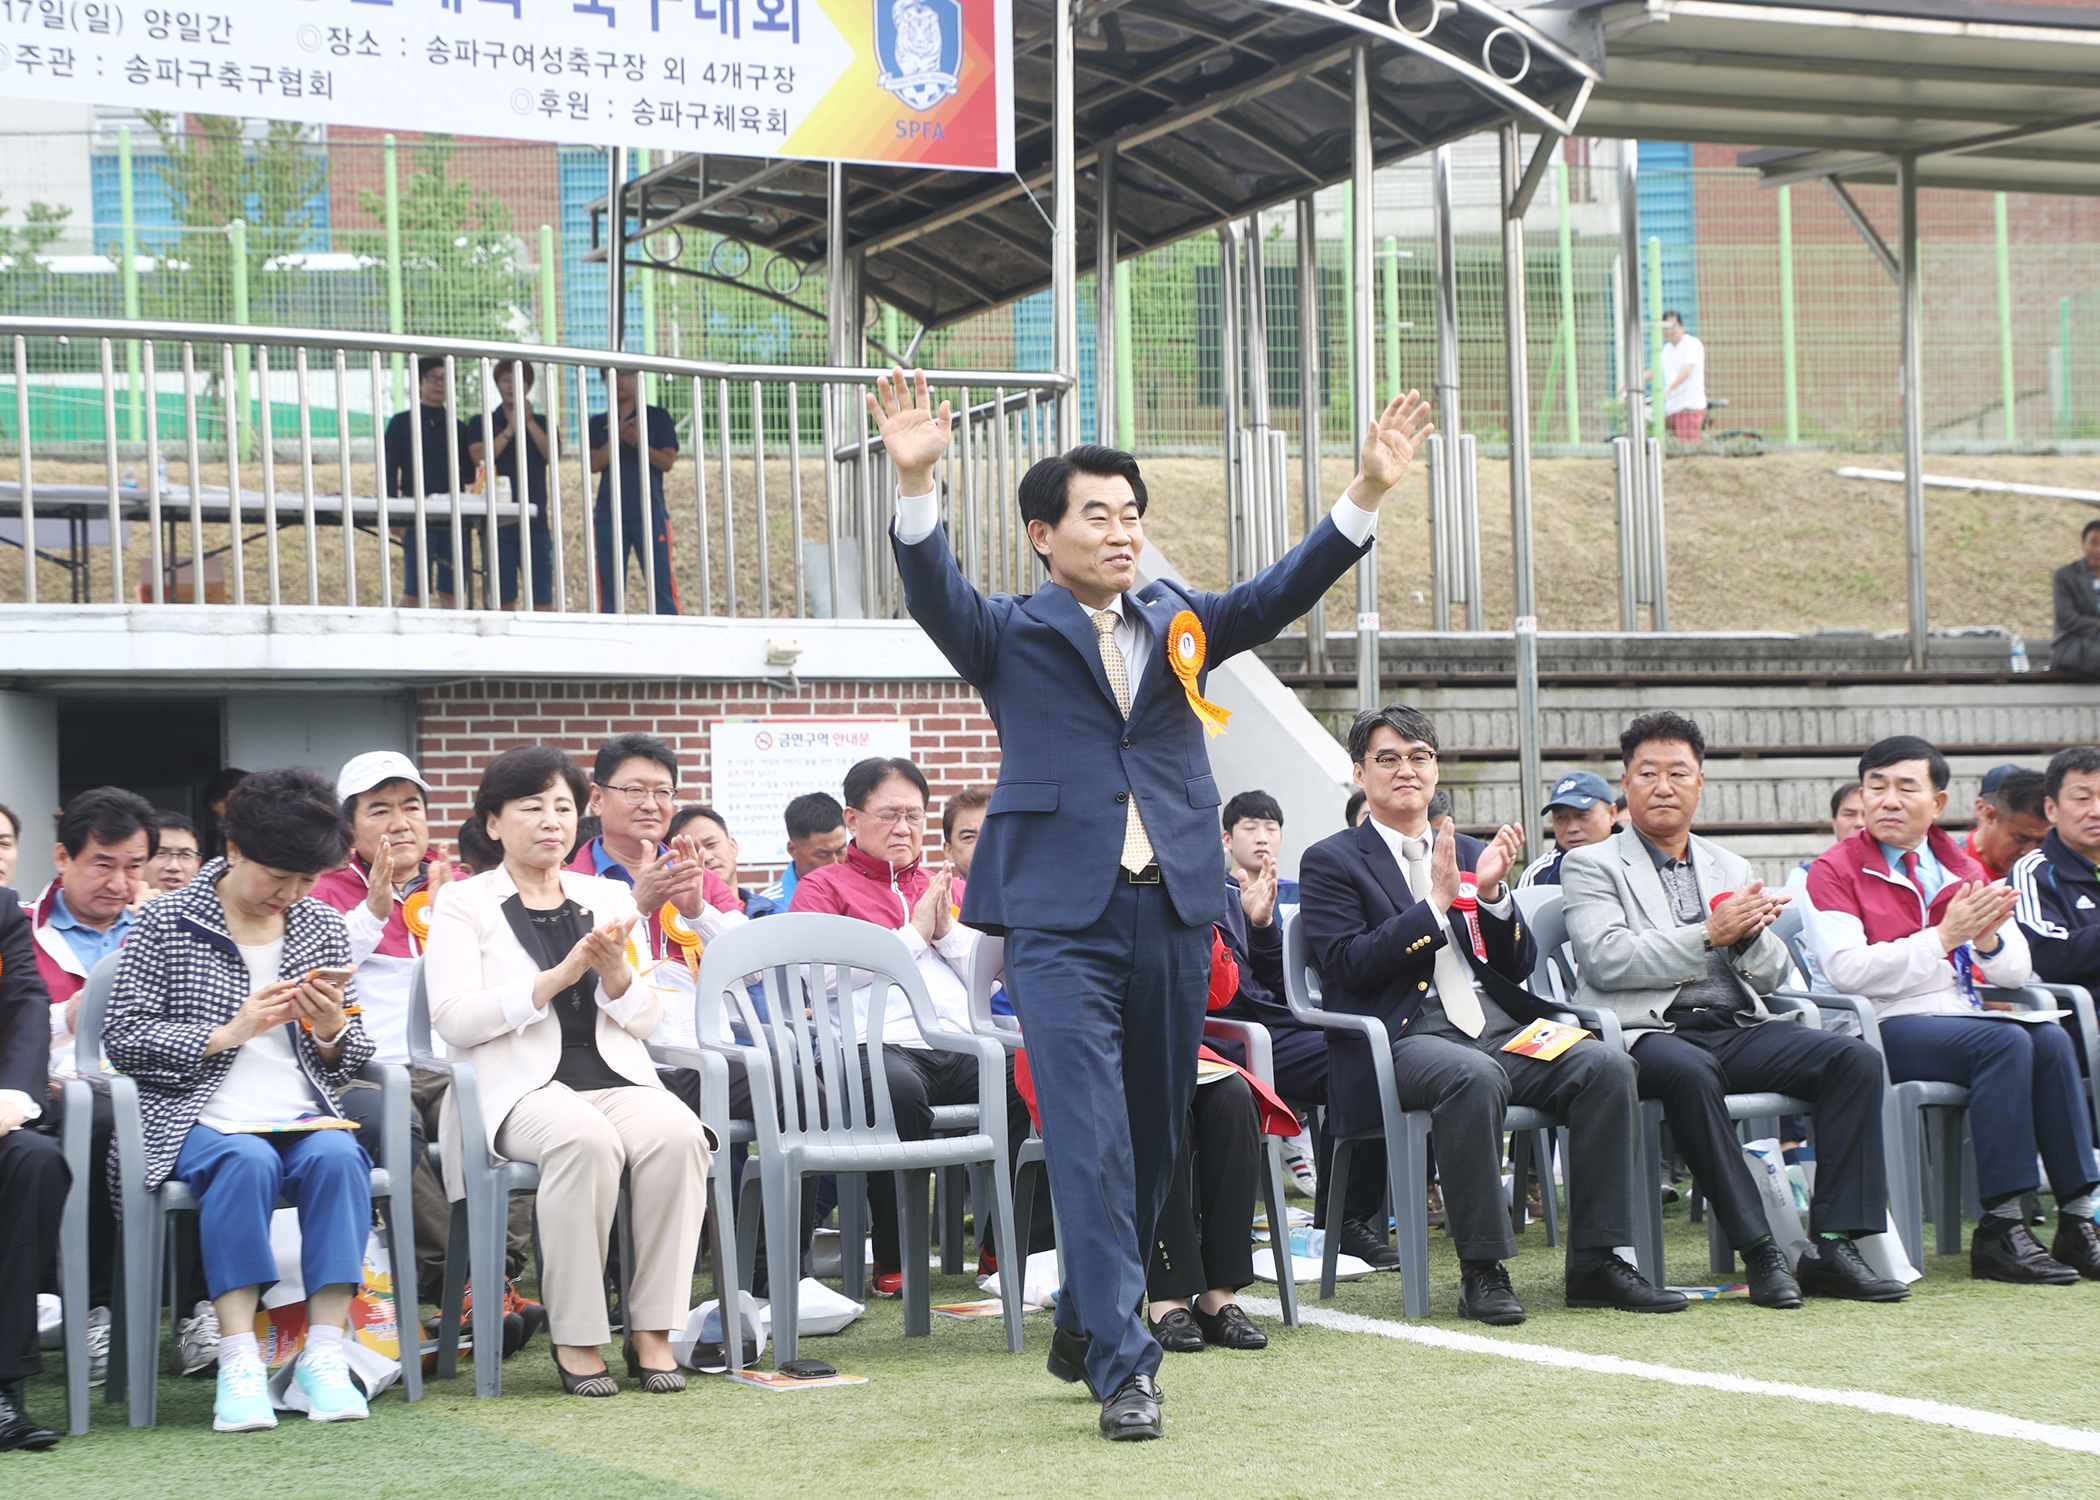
[495,1081,711,1346]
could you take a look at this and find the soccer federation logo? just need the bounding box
[876,0,962,111]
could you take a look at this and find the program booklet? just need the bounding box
[1499,1018,1591,1062]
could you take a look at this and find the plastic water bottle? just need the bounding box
[154,454,168,492]
[121,465,137,490]
[1287,1225,1325,1261]
[2010,635,2030,674]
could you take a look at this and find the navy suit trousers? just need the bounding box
[1008,878,1209,1396]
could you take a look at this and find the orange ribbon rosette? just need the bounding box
[1166,610,1232,737]
[661,903,703,977]
[400,889,432,948]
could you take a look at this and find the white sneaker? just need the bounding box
[1282,1133,1319,1197]
[212,1350,277,1432]
[292,1340,369,1422]
[173,1300,221,1376]
[86,1306,111,1389]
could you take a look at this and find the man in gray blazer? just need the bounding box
[1563,711,1906,1308]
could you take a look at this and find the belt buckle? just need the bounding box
[1124,862,1163,885]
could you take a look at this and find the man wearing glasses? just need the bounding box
[567,733,742,963]
[789,756,1030,1298]
[1301,706,1678,1325]
[145,813,203,895]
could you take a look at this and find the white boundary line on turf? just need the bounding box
[1237,1297,2100,1457]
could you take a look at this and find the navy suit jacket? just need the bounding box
[1214,874,1295,1034]
[0,891,55,1103]
[893,514,1369,934]
[1298,821,1547,1139]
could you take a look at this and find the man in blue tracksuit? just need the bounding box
[877,366,1432,1440]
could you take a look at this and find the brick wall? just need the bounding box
[415,677,1000,874]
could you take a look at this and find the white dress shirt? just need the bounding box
[1365,818,1515,1010]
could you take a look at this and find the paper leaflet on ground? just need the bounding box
[1251,1206,1317,1242]
[931,1298,1050,1319]
[1252,1248,1374,1284]
[728,1369,870,1391]
[1500,1018,1592,1061]
[1667,1285,1753,1299]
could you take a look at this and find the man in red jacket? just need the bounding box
[790,755,1028,1294]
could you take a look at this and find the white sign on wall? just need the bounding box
[0,0,1014,171]
[709,716,910,863]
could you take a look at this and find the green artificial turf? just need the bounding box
[21,1199,2100,1500]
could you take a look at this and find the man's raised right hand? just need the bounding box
[866,367,953,498]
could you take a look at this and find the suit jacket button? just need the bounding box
[1115,791,1128,804]
[1121,737,1132,749]
[1418,981,1429,991]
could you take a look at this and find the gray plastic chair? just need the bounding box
[85,952,420,1426]
[1539,888,1818,1278]
[689,913,1022,1365]
[57,1075,93,1434]
[1198,1013,1302,1330]
[1277,909,1559,1318]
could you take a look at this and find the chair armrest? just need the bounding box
[408,1047,452,1077]
[58,1077,92,1173]
[1203,1018,1275,1088]
[1773,986,1884,1051]
[1764,993,1824,1029]
[920,1027,1012,1158]
[2031,981,2100,1048]
[1555,1001,1628,1053]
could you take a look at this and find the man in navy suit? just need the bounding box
[1298,705,1683,1325]
[877,368,1431,1440]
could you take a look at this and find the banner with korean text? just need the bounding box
[0,0,1012,172]
[709,717,912,864]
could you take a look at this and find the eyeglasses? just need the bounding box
[159,849,202,863]
[1369,751,1438,771]
[600,784,677,806]
[860,807,926,828]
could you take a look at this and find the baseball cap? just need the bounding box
[1978,762,2029,796]
[336,751,430,802]
[1542,770,1614,815]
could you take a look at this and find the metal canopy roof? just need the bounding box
[1550,0,2100,195]
[589,1,1598,331]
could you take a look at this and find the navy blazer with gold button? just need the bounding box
[1299,819,1548,1139]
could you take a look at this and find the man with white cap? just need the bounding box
[1517,771,1618,891]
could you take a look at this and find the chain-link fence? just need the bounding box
[3,118,2098,454]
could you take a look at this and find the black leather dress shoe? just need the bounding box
[1458,1260,1526,1326]
[1973,1216,2079,1285]
[1047,1325,1097,1397]
[1148,1308,1204,1354]
[1100,1373,1164,1441]
[1796,1238,1910,1301]
[1191,1302,1268,1349]
[1740,1242,1803,1309]
[0,1384,57,1453]
[2049,1214,2100,1280]
[1337,1217,1402,1270]
[1564,1251,1689,1313]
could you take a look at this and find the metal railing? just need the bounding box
[0,315,1068,622]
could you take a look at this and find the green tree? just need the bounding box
[139,112,324,323]
[349,134,527,343]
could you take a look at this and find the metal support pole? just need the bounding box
[228,220,249,460]
[1778,185,1799,444]
[1995,192,2016,443]
[1617,139,1644,630]
[1381,235,1402,404]
[384,133,405,412]
[1502,123,1539,636]
[1218,222,1245,582]
[539,226,560,346]
[1431,144,1459,633]
[1052,0,1078,453]
[1113,271,1136,449]
[1647,235,1665,441]
[1555,158,1580,445]
[1297,194,1326,676]
[606,147,628,355]
[1899,156,1928,669]
[119,124,141,444]
[1351,43,1379,711]
[827,163,854,617]
[638,148,657,409]
[1246,216,1276,573]
[1095,143,1117,448]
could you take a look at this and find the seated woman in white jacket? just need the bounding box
[424,745,719,1396]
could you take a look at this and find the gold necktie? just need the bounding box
[1401,835,1486,1038]
[1093,610,1155,874]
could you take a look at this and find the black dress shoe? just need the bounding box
[1972,1215,2080,1285]
[1564,1251,1689,1313]
[1099,1373,1164,1442]
[1796,1238,1911,1301]
[1458,1260,1526,1326]
[1337,1217,1402,1270]
[1148,1308,1205,1354]
[2049,1214,2100,1280]
[0,1384,56,1453]
[1047,1325,1098,1397]
[1191,1302,1268,1349]
[1740,1241,1804,1309]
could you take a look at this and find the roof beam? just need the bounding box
[1593,85,2058,129]
[1608,44,2100,93]
[1824,177,1899,283]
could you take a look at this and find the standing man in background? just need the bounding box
[878,364,1432,1441]
[1656,311,1706,443]
[590,369,680,616]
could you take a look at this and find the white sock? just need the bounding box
[307,1324,345,1351]
[2060,1192,2096,1220]
[219,1330,260,1366]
